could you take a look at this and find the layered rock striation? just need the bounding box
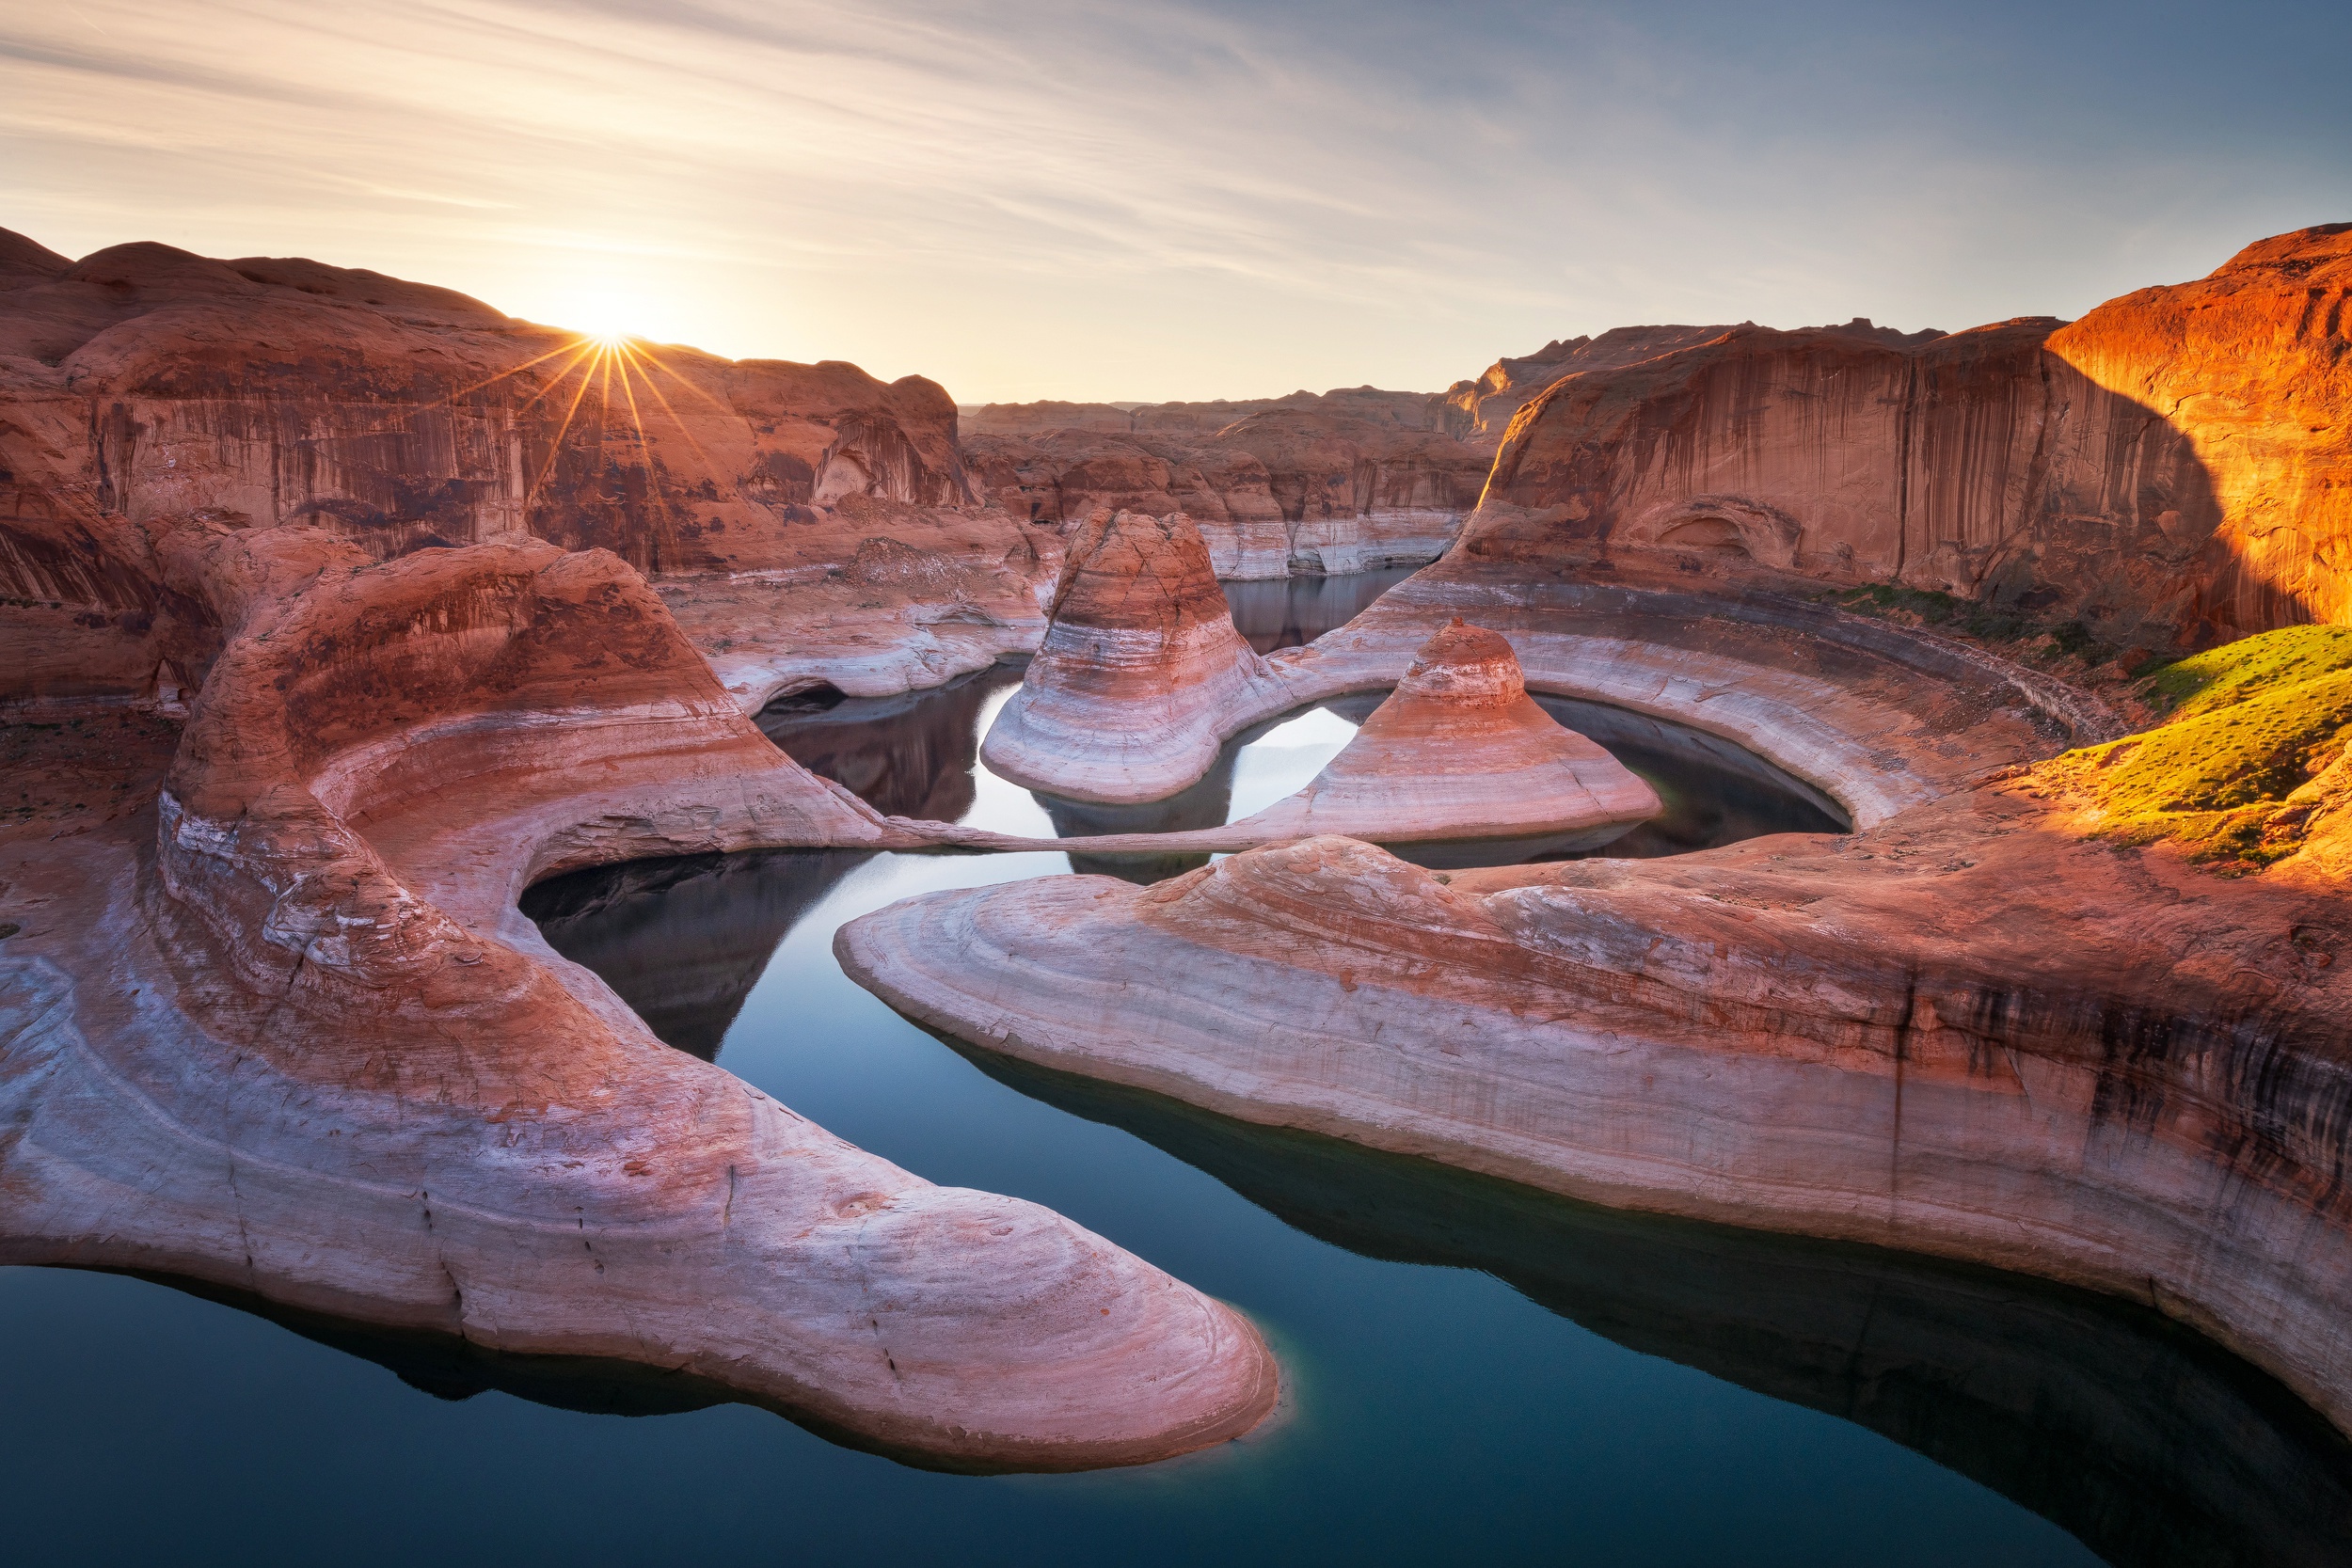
[842,598,2352,1443]
[1217,619,1660,863]
[839,795,2352,1441]
[979,509,1295,801]
[0,529,1279,1470]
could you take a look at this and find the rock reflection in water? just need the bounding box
[1035,754,1235,882]
[1221,566,1420,655]
[757,665,1025,822]
[949,1048,2352,1568]
[1534,694,1849,849]
[522,850,869,1058]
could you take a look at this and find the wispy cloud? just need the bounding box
[3,0,2346,399]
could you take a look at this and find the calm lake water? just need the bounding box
[6,573,2347,1566]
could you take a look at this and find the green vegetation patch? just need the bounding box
[2040,625,2352,868]
[1829,583,2068,647]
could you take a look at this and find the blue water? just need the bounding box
[4,574,2343,1566]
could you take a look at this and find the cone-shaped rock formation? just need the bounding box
[1225,619,1659,863]
[980,509,1292,802]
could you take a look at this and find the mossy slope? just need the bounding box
[2039,626,2352,869]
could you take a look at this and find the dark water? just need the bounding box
[1222,566,1421,654]
[6,573,2346,1566]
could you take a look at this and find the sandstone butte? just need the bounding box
[11,217,2352,1465]
[1213,619,1660,864]
[934,615,1660,863]
[978,507,1297,802]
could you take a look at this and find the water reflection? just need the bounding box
[1221,566,1420,655]
[1534,696,1847,851]
[947,1051,2352,1568]
[522,849,868,1057]
[753,570,1843,882]
[756,667,1024,822]
[761,673,1845,887]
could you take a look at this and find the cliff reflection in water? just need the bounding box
[757,665,1024,823]
[522,850,869,1058]
[953,1049,2352,1568]
[1222,566,1419,654]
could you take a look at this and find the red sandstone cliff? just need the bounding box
[0,229,1056,709]
[1464,224,2352,652]
[1434,325,1747,441]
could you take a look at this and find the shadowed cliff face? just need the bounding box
[1466,224,2352,654]
[955,1052,2352,1568]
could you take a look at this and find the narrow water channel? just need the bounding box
[4,574,2346,1567]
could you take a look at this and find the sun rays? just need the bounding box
[358,326,733,516]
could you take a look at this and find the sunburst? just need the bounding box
[326,314,738,549]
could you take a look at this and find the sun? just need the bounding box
[557,289,648,347]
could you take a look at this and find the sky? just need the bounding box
[5,0,2349,404]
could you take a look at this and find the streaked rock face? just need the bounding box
[981,509,1295,802]
[1466,224,2352,655]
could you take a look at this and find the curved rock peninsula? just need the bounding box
[0,529,1277,1470]
[961,1053,2352,1568]
[838,803,2352,1438]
